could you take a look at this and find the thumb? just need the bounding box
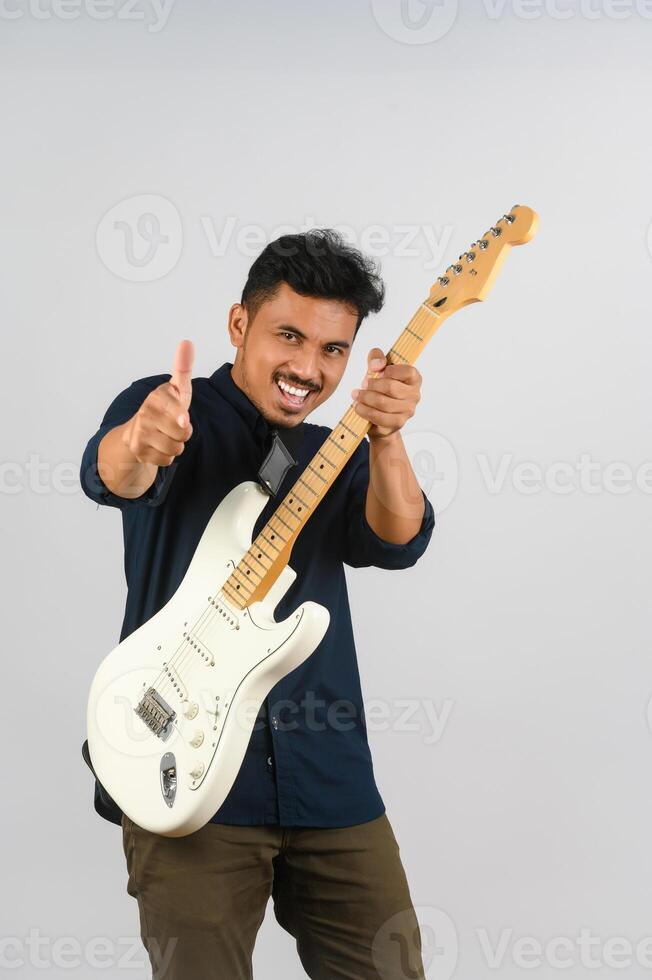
[170,339,195,419]
[361,348,386,388]
[367,349,386,374]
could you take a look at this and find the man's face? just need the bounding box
[228,282,358,428]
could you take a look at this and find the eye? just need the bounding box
[325,346,343,355]
[281,331,298,342]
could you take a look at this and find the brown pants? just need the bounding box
[121,811,426,980]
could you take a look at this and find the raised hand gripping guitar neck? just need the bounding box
[86,204,539,837]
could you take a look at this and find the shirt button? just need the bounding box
[271,715,278,730]
[267,755,273,768]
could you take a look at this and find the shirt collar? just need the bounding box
[208,361,307,447]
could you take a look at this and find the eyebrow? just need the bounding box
[275,324,351,349]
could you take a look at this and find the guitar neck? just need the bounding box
[221,303,446,611]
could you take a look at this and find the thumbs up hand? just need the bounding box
[122,340,196,467]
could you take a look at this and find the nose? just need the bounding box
[285,349,321,388]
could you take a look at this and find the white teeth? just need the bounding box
[277,379,309,398]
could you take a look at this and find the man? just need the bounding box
[80,229,435,980]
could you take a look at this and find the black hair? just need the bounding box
[240,228,385,335]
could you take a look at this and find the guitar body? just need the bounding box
[86,480,330,837]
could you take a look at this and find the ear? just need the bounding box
[227,302,249,349]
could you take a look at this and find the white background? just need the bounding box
[2,1,652,977]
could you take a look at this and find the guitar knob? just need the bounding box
[190,763,205,780]
[190,731,204,748]
[184,701,199,720]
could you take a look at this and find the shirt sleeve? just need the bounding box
[340,437,435,570]
[79,374,189,510]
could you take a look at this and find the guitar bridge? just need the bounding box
[134,687,177,741]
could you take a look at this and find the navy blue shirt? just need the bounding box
[80,362,435,828]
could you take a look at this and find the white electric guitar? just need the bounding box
[86,204,538,837]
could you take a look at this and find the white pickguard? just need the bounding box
[86,480,330,837]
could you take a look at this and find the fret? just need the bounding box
[241,556,262,578]
[289,489,311,509]
[308,464,328,482]
[261,533,282,552]
[273,513,295,533]
[250,542,274,563]
[231,568,255,595]
[297,477,318,497]
[317,451,336,469]
[222,581,241,605]
[244,553,266,573]
[327,436,347,453]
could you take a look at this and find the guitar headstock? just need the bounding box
[425,204,538,316]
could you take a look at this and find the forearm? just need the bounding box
[365,432,425,544]
[97,421,158,499]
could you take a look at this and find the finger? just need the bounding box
[146,430,187,458]
[362,376,414,399]
[136,448,177,468]
[170,339,195,412]
[158,408,193,442]
[353,401,407,427]
[152,384,194,433]
[353,389,410,414]
[159,418,193,445]
[376,363,419,384]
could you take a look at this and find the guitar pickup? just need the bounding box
[184,634,215,666]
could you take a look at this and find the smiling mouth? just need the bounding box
[274,378,317,411]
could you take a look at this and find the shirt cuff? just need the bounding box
[80,425,180,510]
[346,487,435,570]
